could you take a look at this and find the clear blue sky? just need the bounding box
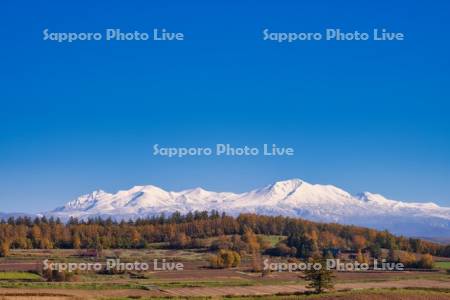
[1,1,449,213]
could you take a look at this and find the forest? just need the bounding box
[0,211,449,260]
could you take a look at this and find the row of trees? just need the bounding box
[396,252,434,269]
[0,212,449,257]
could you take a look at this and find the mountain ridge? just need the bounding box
[2,179,449,238]
[41,178,450,238]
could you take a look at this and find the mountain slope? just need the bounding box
[46,179,450,237]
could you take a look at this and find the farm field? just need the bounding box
[436,262,450,270]
[0,248,449,299]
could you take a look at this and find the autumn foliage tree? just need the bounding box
[209,249,241,269]
[0,213,447,260]
[0,239,10,257]
[417,254,433,269]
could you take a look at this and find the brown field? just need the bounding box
[1,280,450,299]
[0,249,449,299]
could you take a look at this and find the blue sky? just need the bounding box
[1,1,449,212]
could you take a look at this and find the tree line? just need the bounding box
[0,211,449,258]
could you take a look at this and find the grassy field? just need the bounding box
[435,261,450,270]
[257,235,286,247]
[0,272,42,281]
[0,281,144,290]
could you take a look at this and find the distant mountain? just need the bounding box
[418,236,450,245]
[43,179,450,238]
[0,212,37,220]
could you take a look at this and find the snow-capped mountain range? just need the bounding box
[42,179,450,238]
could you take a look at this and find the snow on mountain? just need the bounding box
[45,179,450,237]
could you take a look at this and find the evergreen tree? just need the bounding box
[303,259,334,293]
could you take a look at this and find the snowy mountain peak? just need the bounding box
[54,189,111,212]
[356,192,442,209]
[268,178,305,191]
[124,185,166,194]
[87,189,108,198]
[255,178,305,198]
[181,187,210,195]
[357,192,393,203]
[45,179,450,238]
